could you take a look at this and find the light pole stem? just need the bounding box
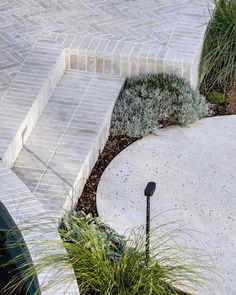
[146,195,151,263]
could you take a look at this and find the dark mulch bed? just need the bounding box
[208,102,230,116]
[200,83,231,116]
[77,136,138,216]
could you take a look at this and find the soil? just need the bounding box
[208,102,229,116]
[200,82,231,116]
[77,136,138,216]
[227,80,236,114]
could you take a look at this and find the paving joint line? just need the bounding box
[33,73,96,196]
[0,33,42,102]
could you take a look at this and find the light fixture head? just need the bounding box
[144,182,156,197]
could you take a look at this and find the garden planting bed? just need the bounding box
[77,73,230,217]
[74,71,236,294]
[77,136,137,215]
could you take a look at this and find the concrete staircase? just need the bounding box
[13,70,124,215]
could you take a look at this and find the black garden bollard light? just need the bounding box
[144,181,156,263]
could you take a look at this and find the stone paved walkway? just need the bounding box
[97,116,236,295]
[0,0,210,96]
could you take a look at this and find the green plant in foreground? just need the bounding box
[207,91,225,104]
[110,74,209,138]
[4,212,216,295]
[199,0,236,92]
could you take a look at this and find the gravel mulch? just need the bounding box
[77,136,137,216]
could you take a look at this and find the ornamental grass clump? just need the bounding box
[199,0,236,92]
[6,212,215,295]
[110,74,209,138]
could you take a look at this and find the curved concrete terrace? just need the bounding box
[97,116,236,295]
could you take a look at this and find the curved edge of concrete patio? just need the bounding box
[0,160,80,295]
[97,116,236,295]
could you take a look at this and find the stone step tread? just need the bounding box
[13,70,125,213]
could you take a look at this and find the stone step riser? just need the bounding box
[65,48,194,85]
[1,47,66,168]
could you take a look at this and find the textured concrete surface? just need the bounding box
[13,70,125,214]
[97,116,236,295]
[0,0,210,96]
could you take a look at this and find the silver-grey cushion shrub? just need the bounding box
[110,74,209,138]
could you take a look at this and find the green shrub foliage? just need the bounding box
[110,74,209,138]
[60,212,212,295]
[207,91,225,104]
[62,211,126,262]
[9,212,215,295]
